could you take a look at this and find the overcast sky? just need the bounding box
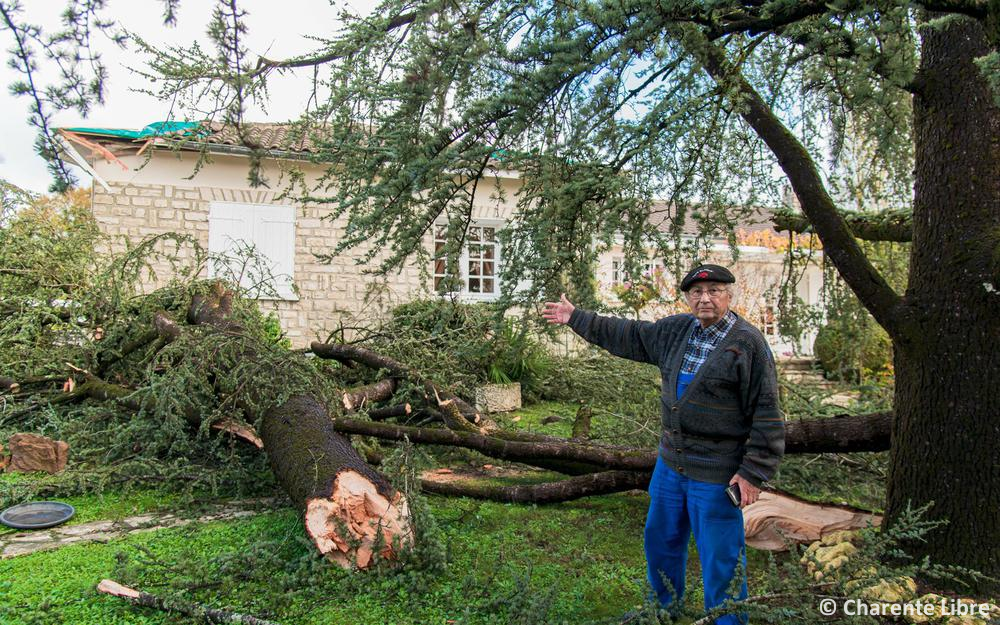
[0,0,377,192]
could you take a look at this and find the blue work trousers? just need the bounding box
[645,456,748,625]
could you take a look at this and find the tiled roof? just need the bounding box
[196,122,322,153]
[648,201,777,237]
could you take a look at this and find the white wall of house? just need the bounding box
[87,150,522,346]
[87,148,822,354]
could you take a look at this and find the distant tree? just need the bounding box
[3,1,998,588]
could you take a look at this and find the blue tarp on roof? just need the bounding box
[62,121,203,139]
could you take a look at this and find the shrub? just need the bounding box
[813,322,892,382]
[370,299,551,399]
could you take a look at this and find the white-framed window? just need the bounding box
[207,202,297,300]
[432,221,502,299]
[760,303,778,336]
[611,257,659,284]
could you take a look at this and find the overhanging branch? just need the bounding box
[687,27,909,339]
[772,208,913,242]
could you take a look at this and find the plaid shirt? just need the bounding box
[680,310,737,374]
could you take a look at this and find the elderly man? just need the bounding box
[542,264,784,624]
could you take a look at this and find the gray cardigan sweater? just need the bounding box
[568,308,785,487]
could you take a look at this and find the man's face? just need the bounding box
[685,281,732,327]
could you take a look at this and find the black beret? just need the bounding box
[680,264,736,292]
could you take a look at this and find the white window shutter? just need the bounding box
[208,203,253,280]
[253,205,296,298]
[208,202,296,300]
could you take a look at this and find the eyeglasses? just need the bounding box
[686,287,729,299]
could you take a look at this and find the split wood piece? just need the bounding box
[742,490,882,551]
[190,284,412,569]
[420,469,650,503]
[97,579,280,625]
[260,394,412,569]
[367,403,411,421]
[210,418,264,449]
[342,378,397,412]
[4,433,69,474]
[310,341,496,432]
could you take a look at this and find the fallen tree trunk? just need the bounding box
[190,284,412,569]
[97,579,280,625]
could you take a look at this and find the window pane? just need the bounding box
[468,227,481,241]
[484,227,495,241]
[469,278,480,292]
[483,261,494,276]
[469,261,481,276]
[469,243,481,257]
[482,278,494,293]
[434,259,446,275]
[483,245,494,259]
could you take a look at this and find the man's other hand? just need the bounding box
[729,474,760,508]
[541,293,575,325]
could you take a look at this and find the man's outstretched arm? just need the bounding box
[542,293,664,365]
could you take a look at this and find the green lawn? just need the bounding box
[0,397,881,625]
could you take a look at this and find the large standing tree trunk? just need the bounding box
[884,14,1000,589]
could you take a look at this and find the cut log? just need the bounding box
[420,469,649,503]
[342,378,397,412]
[0,376,19,393]
[190,283,412,569]
[260,395,411,568]
[97,579,280,625]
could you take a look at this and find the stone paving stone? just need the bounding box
[8,531,53,542]
[0,505,267,559]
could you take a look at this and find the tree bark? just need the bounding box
[884,13,1000,590]
[260,394,411,568]
[784,411,891,454]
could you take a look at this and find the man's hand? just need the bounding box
[729,474,760,508]
[541,293,575,325]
